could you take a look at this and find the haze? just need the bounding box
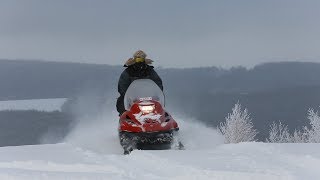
[0,0,320,68]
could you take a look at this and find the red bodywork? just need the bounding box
[119,100,179,133]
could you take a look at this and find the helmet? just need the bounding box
[133,50,147,59]
[124,50,153,67]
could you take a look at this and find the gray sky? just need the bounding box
[0,0,320,68]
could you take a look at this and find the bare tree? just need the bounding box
[219,103,258,143]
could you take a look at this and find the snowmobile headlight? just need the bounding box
[139,105,155,113]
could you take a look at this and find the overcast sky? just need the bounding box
[0,0,320,68]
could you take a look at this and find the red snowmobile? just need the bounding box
[118,79,183,154]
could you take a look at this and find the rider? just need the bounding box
[116,50,163,115]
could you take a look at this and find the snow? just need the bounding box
[1,110,319,180]
[0,98,67,112]
[0,143,319,179]
[133,112,162,123]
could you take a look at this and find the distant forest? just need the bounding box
[1,59,320,144]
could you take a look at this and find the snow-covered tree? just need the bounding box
[219,103,258,143]
[267,122,309,143]
[291,128,309,143]
[267,122,292,143]
[306,108,320,143]
[266,108,320,143]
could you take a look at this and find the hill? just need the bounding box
[1,60,320,142]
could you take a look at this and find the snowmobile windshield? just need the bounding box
[124,79,165,110]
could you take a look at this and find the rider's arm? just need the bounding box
[150,69,163,91]
[118,70,131,95]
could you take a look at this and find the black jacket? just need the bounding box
[117,63,163,96]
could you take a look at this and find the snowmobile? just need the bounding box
[118,79,183,154]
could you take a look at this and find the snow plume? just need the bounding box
[170,113,224,150]
[64,107,223,153]
[165,100,224,149]
[60,89,223,154]
[63,90,123,154]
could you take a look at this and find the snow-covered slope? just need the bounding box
[0,98,67,111]
[1,110,320,180]
[0,143,319,180]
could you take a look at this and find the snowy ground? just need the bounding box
[0,98,67,111]
[0,142,319,180]
[1,111,320,180]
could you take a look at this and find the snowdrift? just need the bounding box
[0,143,319,179]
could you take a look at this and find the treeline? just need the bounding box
[1,60,320,100]
[1,60,320,141]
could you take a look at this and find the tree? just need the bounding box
[219,102,258,143]
[266,108,320,143]
[266,122,292,143]
[291,128,309,143]
[306,108,320,143]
